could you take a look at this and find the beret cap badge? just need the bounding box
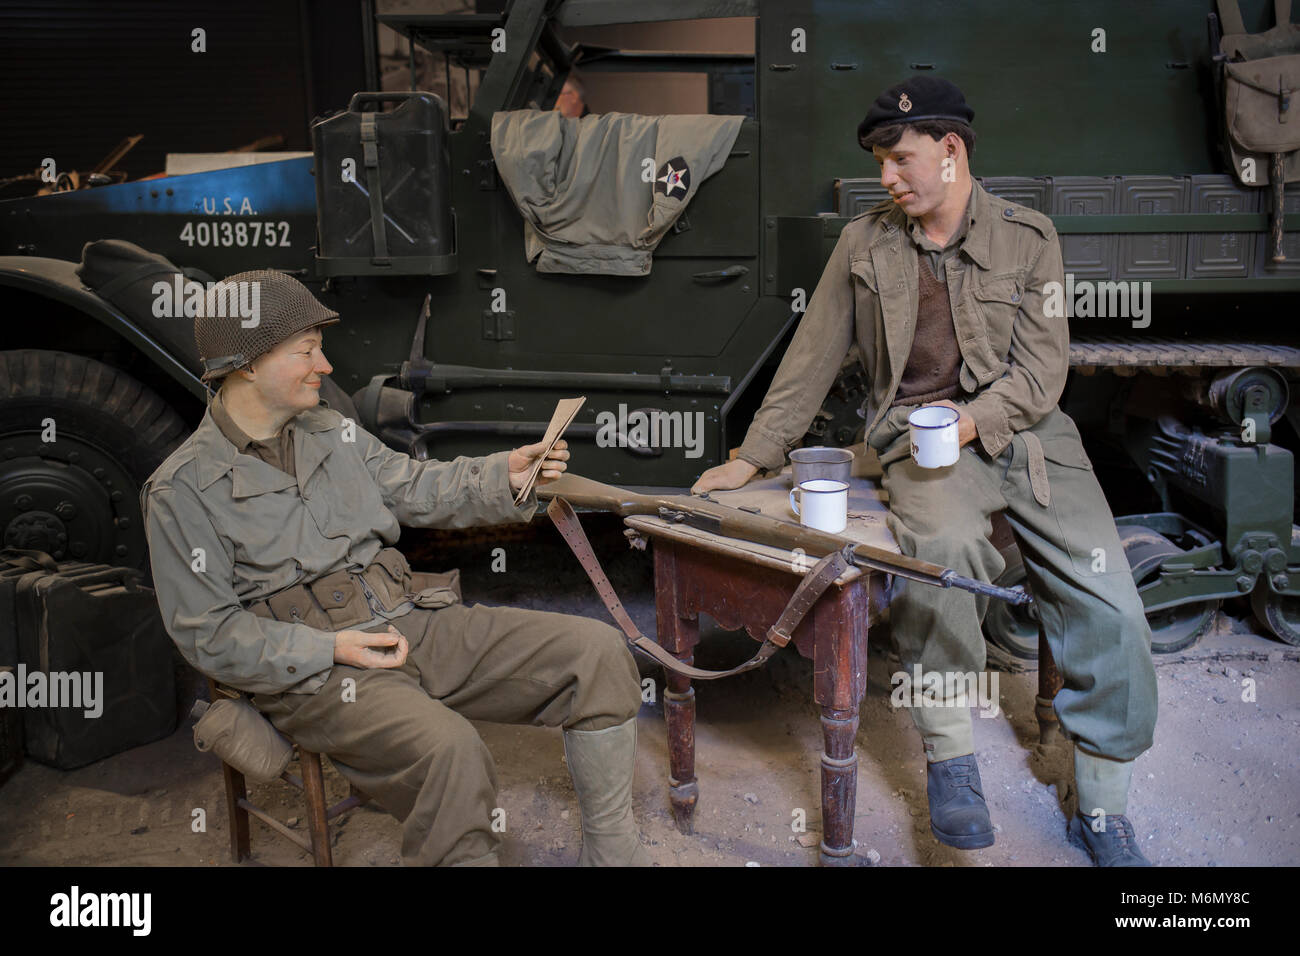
[898,93,912,113]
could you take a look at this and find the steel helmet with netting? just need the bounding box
[194,269,339,384]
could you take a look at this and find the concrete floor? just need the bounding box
[2,518,1297,867]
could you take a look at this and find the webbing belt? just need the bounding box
[547,497,850,681]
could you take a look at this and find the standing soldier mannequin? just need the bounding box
[694,78,1157,866]
[141,270,648,866]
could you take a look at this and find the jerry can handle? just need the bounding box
[347,91,428,113]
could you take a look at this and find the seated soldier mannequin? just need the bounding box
[693,77,1158,867]
[141,270,648,866]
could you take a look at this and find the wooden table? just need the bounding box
[624,466,895,866]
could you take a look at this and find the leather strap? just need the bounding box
[360,112,389,261]
[547,497,850,681]
[1022,431,1051,508]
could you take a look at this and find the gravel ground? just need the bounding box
[1,517,1297,867]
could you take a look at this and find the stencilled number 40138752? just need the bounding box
[179,220,290,248]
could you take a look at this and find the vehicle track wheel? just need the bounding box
[1251,587,1300,646]
[982,527,1220,658]
[1119,525,1219,654]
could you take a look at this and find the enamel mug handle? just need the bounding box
[789,487,801,516]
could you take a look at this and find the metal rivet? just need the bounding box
[333,590,344,601]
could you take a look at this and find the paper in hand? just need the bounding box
[515,396,585,504]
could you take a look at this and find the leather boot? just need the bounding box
[1069,812,1152,866]
[926,752,994,849]
[563,717,650,866]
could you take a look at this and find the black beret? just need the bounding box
[857,76,975,149]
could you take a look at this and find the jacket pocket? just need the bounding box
[850,257,878,293]
[364,548,412,610]
[1039,438,1094,471]
[264,585,332,629]
[968,272,1023,381]
[310,579,371,629]
[409,568,463,609]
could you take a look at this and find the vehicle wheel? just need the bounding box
[1,350,197,722]
[1251,587,1300,646]
[0,350,189,572]
[982,550,1042,660]
[982,528,1220,658]
[1119,525,1218,654]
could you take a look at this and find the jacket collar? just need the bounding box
[870,179,994,270]
[960,180,995,270]
[193,401,337,497]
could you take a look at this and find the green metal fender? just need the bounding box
[0,255,209,401]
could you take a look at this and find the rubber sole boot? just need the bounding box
[563,717,650,866]
[450,851,500,867]
[926,753,995,849]
[1069,812,1152,866]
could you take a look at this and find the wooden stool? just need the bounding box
[207,679,367,866]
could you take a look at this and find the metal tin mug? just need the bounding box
[789,446,854,487]
[789,478,848,533]
[907,406,960,468]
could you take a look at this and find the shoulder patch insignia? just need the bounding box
[654,157,691,198]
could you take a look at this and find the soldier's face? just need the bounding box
[872,128,956,218]
[555,80,584,118]
[248,328,333,414]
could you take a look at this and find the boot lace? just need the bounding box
[1109,815,1135,848]
[948,761,976,791]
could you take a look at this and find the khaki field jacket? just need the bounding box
[738,180,1067,472]
[141,405,536,696]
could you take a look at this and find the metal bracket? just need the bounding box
[481,309,516,341]
[658,507,722,535]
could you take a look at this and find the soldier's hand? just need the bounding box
[691,458,758,495]
[334,625,409,669]
[927,400,978,448]
[508,438,569,493]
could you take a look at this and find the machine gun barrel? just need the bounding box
[537,474,1031,606]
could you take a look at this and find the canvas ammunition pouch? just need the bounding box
[244,547,462,631]
[1217,0,1300,185]
[193,694,293,782]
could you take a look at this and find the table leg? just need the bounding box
[654,541,700,834]
[665,677,698,834]
[811,588,868,866]
[819,708,859,866]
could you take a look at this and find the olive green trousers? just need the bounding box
[879,407,1157,811]
[253,602,642,865]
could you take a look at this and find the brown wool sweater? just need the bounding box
[890,252,963,407]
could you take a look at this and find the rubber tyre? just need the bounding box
[0,349,197,722]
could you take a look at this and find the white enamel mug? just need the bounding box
[908,405,960,468]
[788,478,848,533]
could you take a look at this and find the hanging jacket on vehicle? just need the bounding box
[490,109,744,276]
